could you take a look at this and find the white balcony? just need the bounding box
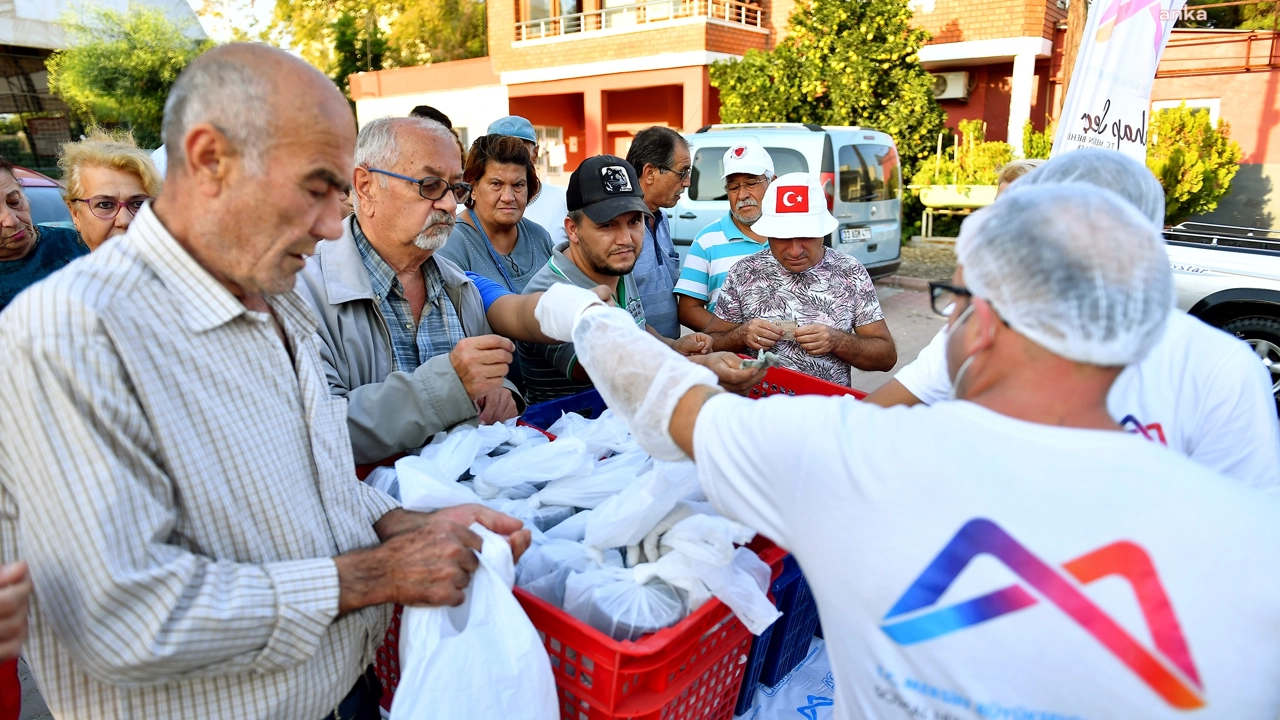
[515,0,764,43]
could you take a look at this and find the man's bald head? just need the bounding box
[161,43,351,175]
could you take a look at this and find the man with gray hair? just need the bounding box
[626,126,690,339]
[866,149,1280,487]
[297,115,589,464]
[0,44,531,719]
[531,183,1280,718]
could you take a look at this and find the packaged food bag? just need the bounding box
[563,567,685,641]
[389,524,557,720]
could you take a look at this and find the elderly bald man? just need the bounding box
[0,44,529,719]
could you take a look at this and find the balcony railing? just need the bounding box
[515,0,763,42]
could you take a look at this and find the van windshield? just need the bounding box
[838,144,900,203]
[688,146,809,201]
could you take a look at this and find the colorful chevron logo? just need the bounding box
[1120,414,1168,445]
[881,519,1204,709]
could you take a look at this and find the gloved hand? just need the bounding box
[640,501,704,565]
[534,283,607,343]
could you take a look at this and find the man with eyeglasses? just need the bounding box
[529,183,1280,719]
[625,126,690,339]
[0,156,87,311]
[298,115,597,465]
[675,142,775,336]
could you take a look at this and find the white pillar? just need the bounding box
[1007,52,1036,158]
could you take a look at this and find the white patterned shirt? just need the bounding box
[0,204,399,719]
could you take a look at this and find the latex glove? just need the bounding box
[535,282,606,342]
[641,501,701,565]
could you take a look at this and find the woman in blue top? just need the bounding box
[0,158,86,312]
[438,134,555,294]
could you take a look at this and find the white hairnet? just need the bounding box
[1017,149,1165,226]
[957,183,1173,366]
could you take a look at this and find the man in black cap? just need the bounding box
[519,156,758,403]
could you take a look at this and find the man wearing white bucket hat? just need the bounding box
[707,171,896,386]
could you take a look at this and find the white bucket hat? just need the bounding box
[721,142,774,179]
[750,172,838,239]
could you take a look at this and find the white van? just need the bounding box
[671,123,902,278]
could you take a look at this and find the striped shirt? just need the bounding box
[0,204,398,719]
[519,241,646,404]
[674,214,767,311]
[352,219,466,372]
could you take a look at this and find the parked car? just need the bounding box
[14,166,74,229]
[1164,222,1280,409]
[673,123,902,278]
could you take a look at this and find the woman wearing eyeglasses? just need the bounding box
[58,130,162,251]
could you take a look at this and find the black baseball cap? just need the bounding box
[567,155,651,224]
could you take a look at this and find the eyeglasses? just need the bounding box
[367,168,472,204]
[725,177,767,194]
[929,281,972,317]
[72,195,149,220]
[657,165,692,182]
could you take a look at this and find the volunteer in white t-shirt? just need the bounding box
[532,184,1280,719]
[866,149,1280,487]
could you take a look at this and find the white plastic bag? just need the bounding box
[564,566,686,641]
[516,538,621,608]
[486,497,577,533]
[546,409,638,457]
[659,514,756,566]
[389,524,558,720]
[473,437,593,498]
[584,461,701,551]
[397,455,485,512]
[365,466,400,501]
[737,638,834,720]
[531,449,651,509]
[544,508,593,542]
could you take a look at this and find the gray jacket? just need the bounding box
[296,216,494,464]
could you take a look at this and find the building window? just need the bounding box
[534,125,566,174]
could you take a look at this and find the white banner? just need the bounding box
[1052,0,1189,162]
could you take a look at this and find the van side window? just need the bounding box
[688,146,810,201]
[838,144,900,203]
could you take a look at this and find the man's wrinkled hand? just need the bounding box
[431,504,532,564]
[688,352,767,395]
[672,332,713,356]
[450,334,513,400]
[737,319,783,351]
[795,323,838,356]
[476,386,518,424]
[0,562,30,661]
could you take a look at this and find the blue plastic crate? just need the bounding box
[520,388,607,431]
[732,621,775,716]
[758,556,822,687]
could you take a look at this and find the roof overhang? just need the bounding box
[917,36,1054,70]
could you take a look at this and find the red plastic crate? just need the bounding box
[517,544,787,720]
[748,365,867,400]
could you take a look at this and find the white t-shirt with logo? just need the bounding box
[893,311,1280,487]
[694,394,1280,720]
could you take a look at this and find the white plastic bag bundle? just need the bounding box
[516,538,622,608]
[546,409,637,457]
[584,461,701,551]
[530,449,651,509]
[485,497,578,533]
[659,514,756,566]
[633,548,779,636]
[564,567,685,641]
[473,437,593,498]
[414,423,509,484]
[544,508,593,541]
[389,524,558,720]
[365,466,400,501]
[397,455,485,512]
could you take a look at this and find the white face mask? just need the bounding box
[945,303,978,402]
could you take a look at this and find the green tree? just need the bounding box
[910,120,1011,187]
[270,0,486,87]
[331,12,389,98]
[46,5,211,148]
[1022,120,1053,160]
[709,0,946,175]
[1147,103,1243,225]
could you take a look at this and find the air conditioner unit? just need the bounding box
[931,72,970,101]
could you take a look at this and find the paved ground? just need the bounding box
[18,659,50,720]
[848,283,946,395]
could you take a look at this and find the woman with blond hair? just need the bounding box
[58,130,163,251]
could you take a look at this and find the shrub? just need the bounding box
[1147,103,1243,225]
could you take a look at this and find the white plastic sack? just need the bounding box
[699,548,780,635]
[736,638,833,720]
[564,567,685,641]
[414,423,506,484]
[365,466,400,501]
[531,449,651,509]
[544,508,593,542]
[639,500,715,565]
[486,497,578,533]
[397,455,485,512]
[659,514,756,567]
[546,409,638,457]
[584,461,701,551]
[389,524,558,720]
[516,538,621,608]
[473,437,593,499]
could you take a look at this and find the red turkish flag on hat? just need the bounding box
[775,185,809,213]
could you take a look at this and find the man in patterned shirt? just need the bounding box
[711,172,897,386]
